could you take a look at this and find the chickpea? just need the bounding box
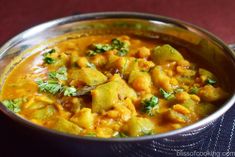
[170,78,178,86]
[175,91,190,102]
[136,47,151,58]
[138,59,155,70]
[114,57,126,69]
[132,77,150,92]
[190,94,200,102]
[173,104,190,115]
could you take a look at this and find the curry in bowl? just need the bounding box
[0,34,229,138]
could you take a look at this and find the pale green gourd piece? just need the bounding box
[196,102,216,117]
[29,105,56,120]
[151,44,184,64]
[125,116,155,137]
[181,99,197,112]
[91,81,120,113]
[70,108,95,129]
[91,74,137,113]
[163,109,187,123]
[198,68,216,80]
[50,117,82,135]
[128,70,151,85]
[70,67,107,86]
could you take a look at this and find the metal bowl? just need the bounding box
[0,12,235,157]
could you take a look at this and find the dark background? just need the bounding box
[0,0,235,157]
[1,0,235,45]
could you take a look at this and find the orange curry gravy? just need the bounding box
[0,34,229,138]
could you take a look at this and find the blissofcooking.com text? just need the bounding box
[176,151,235,157]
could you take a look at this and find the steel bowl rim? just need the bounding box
[0,11,235,142]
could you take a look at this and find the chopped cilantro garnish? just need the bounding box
[1,98,26,113]
[88,44,112,56]
[37,80,77,96]
[189,86,199,94]
[205,78,216,85]
[111,38,129,56]
[142,96,159,116]
[36,67,77,96]
[48,66,67,81]
[36,79,63,95]
[95,44,113,52]
[87,38,129,56]
[43,49,56,64]
[47,49,56,54]
[64,86,77,96]
[43,57,55,64]
[159,88,173,100]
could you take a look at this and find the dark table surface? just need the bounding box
[0,0,235,157]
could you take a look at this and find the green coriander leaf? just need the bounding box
[36,67,77,96]
[36,79,43,85]
[142,96,159,116]
[87,44,112,56]
[43,49,56,64]
[205,78,216,85]
[1,98,26,113]
[118,48,128,56]
[159,88,173,100]
[48,72,57,80]
[64,86,77,96]
[95,44,112,52]
[47,49,56,54]
[189,86,199,94]
[87,50,96,56]
[111,39,129,56]
[37,79,63,94]
[43,57,55,64]
[57,66,67,73]
[48,66,67,81]
[87,38,129,56]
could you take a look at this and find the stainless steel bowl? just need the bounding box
[0,12,235,157]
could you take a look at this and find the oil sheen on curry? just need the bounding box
[0,34,229,138]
